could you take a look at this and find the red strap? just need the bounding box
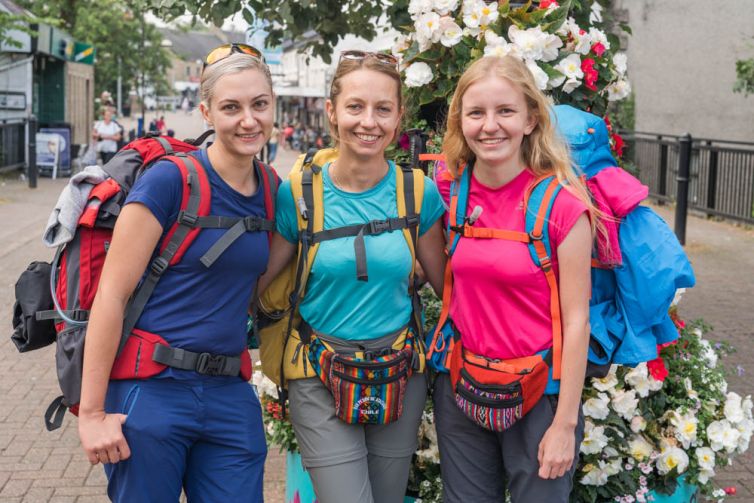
[158,155,211,265]
[78,178,122,227]
[418,153,446,162]
[461,226,529,242]
[256,160,278,242]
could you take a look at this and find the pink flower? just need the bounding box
[592,42,606,57]
[539,0,559,8]
[647,357,669,382]
[581,58,599,91]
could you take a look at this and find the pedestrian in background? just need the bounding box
[92,108,122,164]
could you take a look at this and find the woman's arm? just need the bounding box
[416,220,446,297]
[256,232,297,296]
[78,203,163,466]
[537,213,591,479]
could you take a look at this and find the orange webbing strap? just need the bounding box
[530,177,563,380]
[418,153,446,162]
[462,227,529,242]
[427,175,461,360]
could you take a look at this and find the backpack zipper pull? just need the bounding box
[297,197,309,221]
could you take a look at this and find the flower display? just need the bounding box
[255,287,753,503]
[395,0,631,120]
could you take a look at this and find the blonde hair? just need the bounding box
[443,56,601,234]
[200,52,273,107]
[327,55,403,145]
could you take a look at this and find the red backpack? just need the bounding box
[11,133,278,430]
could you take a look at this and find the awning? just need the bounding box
[274,85,325,98]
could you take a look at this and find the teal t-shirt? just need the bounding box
[276,161,444,340]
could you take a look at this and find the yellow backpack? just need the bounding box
[256,148,426,388]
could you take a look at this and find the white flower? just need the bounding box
[625,363,654,398]
[554,53,583,79]
[507,25,561,62]
[725,392,745,424]
[611,389,639,421]
[404,62,434,88]
[463,26,482,38]
[558,18,592,55]
[462,0,484,28]
[583,392,611,420]
[613,52,628,77]
[580,420,609,455]
[526,60,549,91]
[605,457,622,476]
[439,17,463,47]
[477,1,498,26]
[589,27,611,51]
[408,0,434,18]
[707,419,742,453]
[670,411,698,449]
[736,419,754,453]
[631,416,648,433]
[606,79,631,101]
[699,338,718,368]
[628,435,654,461]
[432,0,459,16]
[648,372,664,392]
[589,2,603,23]
[580,461,610,486]
[591,365,618,392]
[743,395,753,420]
[252,370,278,399]
[415,11,442,44]
[698,468,715,485]
[696,447,716,471]
[657,446,689,475]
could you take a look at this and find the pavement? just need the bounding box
[0,110,753,501]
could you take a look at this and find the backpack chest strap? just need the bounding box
[450,225,529,243]
[301,214,420,282]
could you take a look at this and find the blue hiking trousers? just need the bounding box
[104,376,267,502]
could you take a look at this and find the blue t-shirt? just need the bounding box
[125,148,274,365]
[276,161,444,340]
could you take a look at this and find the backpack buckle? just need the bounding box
[178,211,198,228]
[196,353,226,376]
[528,231,544,241]
[406,215,420,227]
[369,219,391,234]
[150,256,169,276]
[243,216,262,231]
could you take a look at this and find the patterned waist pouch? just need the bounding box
[449,338,550,432]
[306,327,420,425]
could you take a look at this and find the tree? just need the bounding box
[18,0,171,99]
[147,0,410,63]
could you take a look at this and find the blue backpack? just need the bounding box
[425,105,696,387]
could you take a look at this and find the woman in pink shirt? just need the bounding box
[432,56,595,502]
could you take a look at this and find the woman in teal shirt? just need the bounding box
[260,51,445,503]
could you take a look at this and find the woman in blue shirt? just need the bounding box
[260,51,446,503]
[77,46,274,502]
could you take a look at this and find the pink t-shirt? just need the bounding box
[437,168,587,359]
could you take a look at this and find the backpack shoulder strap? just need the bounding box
[395,163,423,284]
[254,158,278,241]
[119,153,210,353]
[523,174,564,380]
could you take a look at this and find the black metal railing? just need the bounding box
[621,131,754,227]
[0,118,27,174]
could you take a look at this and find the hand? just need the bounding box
[78,411,131,465]
[537,420,576,479]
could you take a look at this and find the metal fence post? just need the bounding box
[27,115,37,189]
[706,140,718,214]
[674,134,692,245]
[658,135,668,205]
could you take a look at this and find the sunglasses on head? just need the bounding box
[338,50,399,68]
[203,43,265,72]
